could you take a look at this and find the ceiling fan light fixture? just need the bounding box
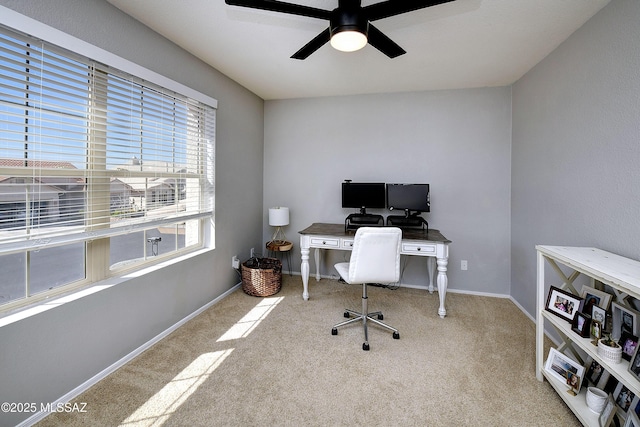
[329,6,368,53]
[330,29,367,52]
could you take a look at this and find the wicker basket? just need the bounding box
[597,339,622,364]
[241,257,282,297]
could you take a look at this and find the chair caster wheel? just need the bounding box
[363,343,370,351]
[393,332,400,339]
[378,314,384,320]
[344,312,350,318]
[331,328,338,335]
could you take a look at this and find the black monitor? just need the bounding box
[341,181,386,214]
[386,184,430,213]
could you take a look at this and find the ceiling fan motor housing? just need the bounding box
[330,6,369,39]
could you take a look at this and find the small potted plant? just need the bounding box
[598,334,622,364]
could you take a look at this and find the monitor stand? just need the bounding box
[345,210,384,232]
[386,211,428,233]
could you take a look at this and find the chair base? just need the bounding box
[331,283,400,350]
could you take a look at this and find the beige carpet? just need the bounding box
[36,275,579,426]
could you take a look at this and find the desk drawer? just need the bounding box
[310,237,340,248]
[402,243,436,255]
[342,239,355,249]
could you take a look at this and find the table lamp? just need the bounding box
[268,206,289,245]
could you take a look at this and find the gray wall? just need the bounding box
[264,88,512,296]
[511,0,640,316]
[0,1,264,426]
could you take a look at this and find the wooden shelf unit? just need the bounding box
[536,246,640,426]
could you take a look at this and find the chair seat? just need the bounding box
[334,262,349,282]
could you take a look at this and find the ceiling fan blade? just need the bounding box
[291,28,331,60]
[364,0,456,21]
[366,24,405,58]
[225,0,330,20]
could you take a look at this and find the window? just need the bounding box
[0,23,215,309]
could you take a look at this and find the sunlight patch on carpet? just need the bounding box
[120,349,233,426]
[217,296,284,342]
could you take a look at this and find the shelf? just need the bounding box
[536,246,640,426]
[536,246,640,300]
[541,370,600,426]
[542,311,640,398]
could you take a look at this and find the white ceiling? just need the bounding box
[106,0,611,100]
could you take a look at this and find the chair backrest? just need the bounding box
[347,227,402,285]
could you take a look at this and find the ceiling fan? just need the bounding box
[225,0,456,59]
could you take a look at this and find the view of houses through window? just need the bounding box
[0,24,215,309]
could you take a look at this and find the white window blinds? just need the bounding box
[0,25,215,255]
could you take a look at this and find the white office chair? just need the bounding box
[331,226,402,351]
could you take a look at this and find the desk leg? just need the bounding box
[427,257,436,294]
[436,257,448,318]
[301,247,310,300]
[314,248,321,282]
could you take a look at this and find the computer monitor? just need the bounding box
[386,184,430,214]
[341,181,386,214]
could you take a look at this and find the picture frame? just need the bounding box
[628,341,640,381]
[582,285,613,311]
[545,286,583,323]
[545,347,585,390]
[591,320,603,341]
[566,371,581,395]
[593,305,607,330]
[612,302,640,340]
[614,382,636,414]
[604,376,619,394]
[572,311,592,337]
[586,357,610,388]
[599,394,616,427]
[620,332,640,362]
[625,410,640,427]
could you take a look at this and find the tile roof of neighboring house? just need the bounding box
[117,177,173,191]
[116,158,186,173]
[1,159,179,188]
[0,158,78,169]
[0,158,83,186]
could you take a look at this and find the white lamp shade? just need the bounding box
[269,207,289,226]
[330,30,367,52]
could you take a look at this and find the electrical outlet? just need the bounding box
[250,247,255,258]
[461,260,468,271]
[232,255,240,269]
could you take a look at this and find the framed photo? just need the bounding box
[629,342,640,381]
[593,305,607,330]
[625,410,640,427]
[614,382,636,413]
[604,376,619,394]
[599,394,616,427]
[566,371,581,394]
[545,286,583,323]
[572,311,592,337]
[592,320,603,340]
[545,348,585,390]
[586,357,610,388]
[612,302,640,340]
[582,285,613,311]
[620,332,640,362]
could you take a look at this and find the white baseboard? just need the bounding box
[297,271,513,299]
[18,282,241,427]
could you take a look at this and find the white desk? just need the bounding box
[299,223,451,318]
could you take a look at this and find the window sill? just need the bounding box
[0,247,213,328]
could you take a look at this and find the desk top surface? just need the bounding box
[299,223,451,244]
